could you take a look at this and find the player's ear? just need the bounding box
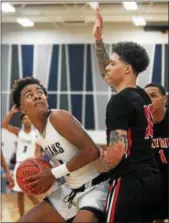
[125,64,132,75]
[163,95,167,105]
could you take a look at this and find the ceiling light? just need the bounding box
[132,16,146,26]
[87,2,99,10]
[123,2,138,10]
[17,18,34,27]
[2,3,15,12]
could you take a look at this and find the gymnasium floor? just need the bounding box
[1,193,45,222]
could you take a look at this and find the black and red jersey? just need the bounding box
[152,108,169,178]
[106,87,158,178]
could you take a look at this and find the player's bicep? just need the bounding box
[51,110,98,154]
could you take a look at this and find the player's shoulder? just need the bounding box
[121,87,151,104]
[49,109,73,125]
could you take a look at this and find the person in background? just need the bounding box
[145,83,169,220]
[2,106,41,216]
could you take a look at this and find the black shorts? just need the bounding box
[106,170,162,223]
[158,179,168,219]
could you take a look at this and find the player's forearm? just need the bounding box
[51,148,100,179]
[1,151,10,174]
[95,39,110,78]
[2,111,14,128]
[105,130,128,169]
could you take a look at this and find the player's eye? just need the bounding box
[38,91,43,95]
[26,94,32,99]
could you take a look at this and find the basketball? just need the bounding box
[16,157,52,195]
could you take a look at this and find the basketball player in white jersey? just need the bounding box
[2,107,41,216]
[11,77,109,222]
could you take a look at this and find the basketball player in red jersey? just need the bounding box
[145,83,169,220]
[93,8,161,222]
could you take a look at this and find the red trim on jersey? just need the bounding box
[105,183,114,212]
[127,128,132,156]
[109,178,121,223]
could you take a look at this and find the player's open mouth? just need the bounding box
[35,102,45,107]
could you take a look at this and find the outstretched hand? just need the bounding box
[93,8,103,40]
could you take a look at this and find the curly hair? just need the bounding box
[112,42,150,76]
[11,76,48,108]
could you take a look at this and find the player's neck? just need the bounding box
[24,126,31,133]
[115,81,136,93]
[153,107,166,123]
[115,75,136,93]
[31,113,48,134]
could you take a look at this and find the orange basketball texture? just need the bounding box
[16,157,52,195]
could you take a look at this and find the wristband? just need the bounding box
[51,163,69,179]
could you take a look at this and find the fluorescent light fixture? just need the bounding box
[132,16,146,26]
[87,2,99,10]
[123,2,138,10]
[17,18,34,27]
[2,3,16,12]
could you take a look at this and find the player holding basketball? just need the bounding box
[93,8,161,222]
[145,83,169,220]
[11,77,109,222]
[2,108,41,216]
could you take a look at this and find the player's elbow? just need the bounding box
[86,147,100,162]
[105,145,126,169]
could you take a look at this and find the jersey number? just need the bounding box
[144,104,153,139]
[158,150,168,164]
[23,146,28,153]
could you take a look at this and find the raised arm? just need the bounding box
[2,105,20,136]
[93,8,110,78]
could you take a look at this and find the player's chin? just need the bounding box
[34,105,48,114]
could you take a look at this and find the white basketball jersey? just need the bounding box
[16,129,36,162]
[36,111,100,189]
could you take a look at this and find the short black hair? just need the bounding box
[144,83,166,96]
[112,41,149,76]
[11,76,48,108]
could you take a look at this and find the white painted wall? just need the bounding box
[2,128,17,163]
[2,23,168,44]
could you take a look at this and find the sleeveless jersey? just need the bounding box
[16,129,36,162]
[36,111,100,189]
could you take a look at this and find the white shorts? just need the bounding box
[13,162,23,192]
[46,180,109,221]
